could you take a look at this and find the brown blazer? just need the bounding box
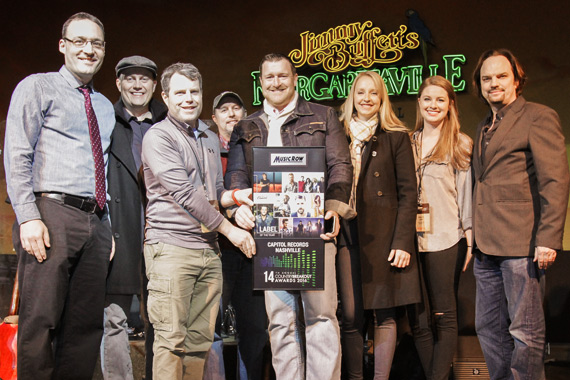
[472,96,570,257]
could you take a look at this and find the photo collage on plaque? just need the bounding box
[253,171,325,238]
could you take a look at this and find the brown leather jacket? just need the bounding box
[225,96,353,218]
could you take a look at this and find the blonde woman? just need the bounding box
[336,71,420,380]
[410,75,473,380]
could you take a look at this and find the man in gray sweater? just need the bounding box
[141,62,255,380]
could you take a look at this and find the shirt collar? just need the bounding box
[219,134,230,150]
[263,92,298,119]
[486,96,521,125]
[124,107,153,123]
[168,113,209,138]
[59,65,94,90]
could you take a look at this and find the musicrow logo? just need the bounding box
[270,153,307,166]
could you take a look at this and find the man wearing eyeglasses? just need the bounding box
[101,56,167,380]
[4,12,114,380]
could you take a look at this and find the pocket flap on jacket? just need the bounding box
[238,126,262,143]
[292,121,326,136]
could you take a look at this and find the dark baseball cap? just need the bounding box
[115,55,158,78]
[212,91,244,113]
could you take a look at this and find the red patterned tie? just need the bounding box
[79,86,106,210]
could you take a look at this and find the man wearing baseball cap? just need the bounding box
[212,91,245,173]
[102,55,167,380]
[204,92,268,380]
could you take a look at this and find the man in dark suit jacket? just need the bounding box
[104,55,167,380]
[471,49,570,380]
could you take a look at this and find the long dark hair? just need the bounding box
[472,49,526,103]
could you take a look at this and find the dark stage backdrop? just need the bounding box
[0,0,569,336]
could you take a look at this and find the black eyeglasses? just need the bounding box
[63,37,105,50]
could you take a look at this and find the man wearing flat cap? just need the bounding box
[102,55,167,380]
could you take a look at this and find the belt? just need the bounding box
[36,192,102,214]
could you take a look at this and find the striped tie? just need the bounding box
[79,86,106,210]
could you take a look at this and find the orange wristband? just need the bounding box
[232,189,242,207]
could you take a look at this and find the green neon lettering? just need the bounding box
[345,70,361,89]
[328,74,346,98]
[308,73,332,100]
[251,71,262,106]
[443,54,466,91]
[406,65,423,94]
[429,64,438,77]
[297,75,311,101]
[250,53,466,104]
[381,67,409,96]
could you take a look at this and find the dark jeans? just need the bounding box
[337,244,365,380]
[410,239,466,380]
[16,197,112,380]
[221,248,268,380]
[473,251,546,380]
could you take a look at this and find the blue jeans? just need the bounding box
[473,252,546,380]
[265,242,340,380]
[203,330,225,380]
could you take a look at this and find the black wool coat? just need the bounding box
[106,99,167,295]
[356,128,421,310]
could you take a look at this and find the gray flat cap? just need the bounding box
[115,55,158,78]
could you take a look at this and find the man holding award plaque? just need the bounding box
[141,63,255,380]
[225,53,353,380]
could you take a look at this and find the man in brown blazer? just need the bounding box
[471,49,570,380]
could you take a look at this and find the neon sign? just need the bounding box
[251,54,466,106]
[250,21,467,105]
[289,21,420,72]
